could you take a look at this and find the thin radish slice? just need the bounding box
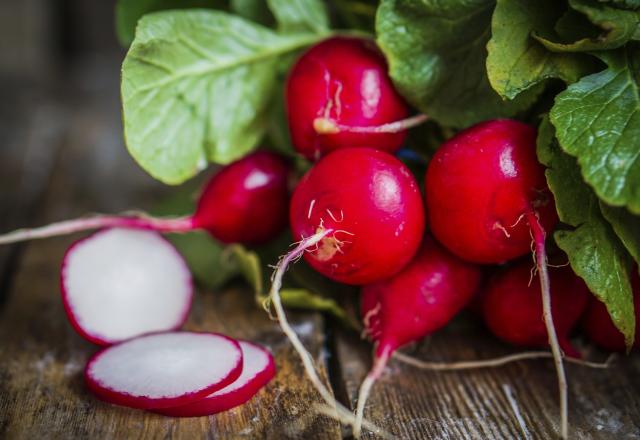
[156,340,276,417]
[61,228,193,345]
[85,332,243,409]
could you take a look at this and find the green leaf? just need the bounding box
[486,0,598,100]
[537,116,636,348]
[533,0,640,52]
[596,0,640,11]
[549,46,640,213]
[375,0,540,128]
[267,0,329,34]
[228,242,358,328]
[600,203,640,265]
[115,0,222,46]
[121,10,326,184]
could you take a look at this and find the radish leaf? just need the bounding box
[538,116,636,348]
[550,47,640,213]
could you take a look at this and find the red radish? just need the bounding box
[156,340,276,417]
[286,36,426,161]
[289,147,425,285]
[425,119,557,264]
[85,332,243,410]
[482,262,589,357]
[61,228,193,345]
[582,273,639,352]
[424,119,570,437]
[354,236,482,436]
[0,151,290,246]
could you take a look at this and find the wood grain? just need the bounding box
[0,66,340,439]
[334,315,640,439]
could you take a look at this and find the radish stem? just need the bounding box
[527,210,567,439]
[313,114,428,135]
[0,214,194,245]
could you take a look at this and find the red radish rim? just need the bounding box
[84,331,242,410]
[60,228,193,346]
[155,340,276,417]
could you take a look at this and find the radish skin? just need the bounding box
[355,237,481,436]
[61,228,193,345]
[155,341,276,417]
[85,332,243,410]
[0,151,290,246]
[286,36,412,160]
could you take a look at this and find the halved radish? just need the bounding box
[156,340,276,417]
[85,332,243,409]
[61,228,193,345]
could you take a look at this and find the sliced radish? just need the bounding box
[85,332,243,409]
[156,340,276,417]
[61,228,193,345]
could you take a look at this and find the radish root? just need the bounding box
[314,114,428,135]
[354,345,392,438]
[268,229,383,436]
[0,213,193,245]
[393,351,615,370]
[527,211,568,439]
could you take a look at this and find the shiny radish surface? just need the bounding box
[0,151,290,246]
[61,228,193,345]
[482,262,589,358]
[286,36,409,160]
[84,332,242,410]
[156,340,276,417]
[355,237,481,436]
[425,119,558,264]
[289,148,425,285]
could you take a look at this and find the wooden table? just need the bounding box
[0,59,639,440]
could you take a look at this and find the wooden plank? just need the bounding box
[0,59,340,439]
[334,317,640,439]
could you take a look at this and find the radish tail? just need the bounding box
[313,114,428,135]
[268,229,385,436]
[527,211,568,439]
[394,351,614,370]
[354,345,392,439]
[0,214,194,245]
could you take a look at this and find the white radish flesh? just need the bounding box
[156,340,276,417]
[85,332,243,409]
[61,228,192,345]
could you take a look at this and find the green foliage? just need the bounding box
[487,0,598,99]
[376,0,540,128]
[121,10,328,184]
[550,48,640,213]
[538,117,636,348]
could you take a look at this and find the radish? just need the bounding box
[286,36,426,161]
[263,148,425,435]
[482,262,589,358]
[354,236,482,436]
[156,340,276,417]
[582,273,639,352]
[424,119,571,437]
[289,147,425,285]
[85,332,243,410]
[0,151,290,246]
[61,228,193,345]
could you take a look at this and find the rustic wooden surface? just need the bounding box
[0,59,639,440]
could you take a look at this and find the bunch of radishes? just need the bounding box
[1,36,636,437]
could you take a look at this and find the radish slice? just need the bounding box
[156,340,276,417]
[61,228,193,345]
[85,332,243,409]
